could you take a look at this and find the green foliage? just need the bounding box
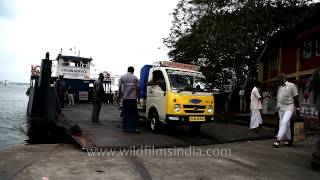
[164,0,313,92]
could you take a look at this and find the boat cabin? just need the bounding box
[56,54,93,101]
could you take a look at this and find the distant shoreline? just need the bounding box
[0,81,29,85]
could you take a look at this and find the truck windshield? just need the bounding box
[166,69,209,92]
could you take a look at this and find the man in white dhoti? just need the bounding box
[274,73,300,148]
[250,81,263,132]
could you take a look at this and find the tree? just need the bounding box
[165,0,314,92]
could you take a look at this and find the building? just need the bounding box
[258,5,320,119]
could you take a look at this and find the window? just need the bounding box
[152,70,166,91]
[62,60,70,66]
[80,62,88,68]
[167,69,209,92]
[303,40,312,59]
[75,62,81,67]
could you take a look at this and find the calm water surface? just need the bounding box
[0,84,29,150]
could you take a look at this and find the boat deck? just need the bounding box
[59,103,273,150]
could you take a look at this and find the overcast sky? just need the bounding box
[0,0,180,83]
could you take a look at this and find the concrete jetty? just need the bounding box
[0,137,318,179]
[1,103,318,179]
[59,104,273,150]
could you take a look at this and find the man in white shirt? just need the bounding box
[274,73,300,147]
[119,66,140,133]
[250,81,263,132]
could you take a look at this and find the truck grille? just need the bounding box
[183,105,206,113]
[183,105,206,109]
[184,110,205,113]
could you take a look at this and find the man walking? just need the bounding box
[68,85,75,106]
[249,81,263,132]
[91,73,105,122]
[119,66,140,133]
[273,73,300,147]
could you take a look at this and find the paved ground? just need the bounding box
[60,104,273,149]
[0,137,319,180]
[1,103,317,179]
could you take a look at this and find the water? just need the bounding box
[0,84,29,150]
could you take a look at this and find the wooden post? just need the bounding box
[278,47,282,74]
[296,47,300,80]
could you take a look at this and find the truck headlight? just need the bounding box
[174,104,181,112]
[207,105,213,113]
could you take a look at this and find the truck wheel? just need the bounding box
[189,123,201,133]
[149,112,160,132]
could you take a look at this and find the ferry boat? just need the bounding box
[54,54,93,101]
[29,52,113,104]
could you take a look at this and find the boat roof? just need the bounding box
[56,54,92,62]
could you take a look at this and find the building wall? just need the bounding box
[300,54,320,71]
[281,45,297,74]
[259,26,320,119]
